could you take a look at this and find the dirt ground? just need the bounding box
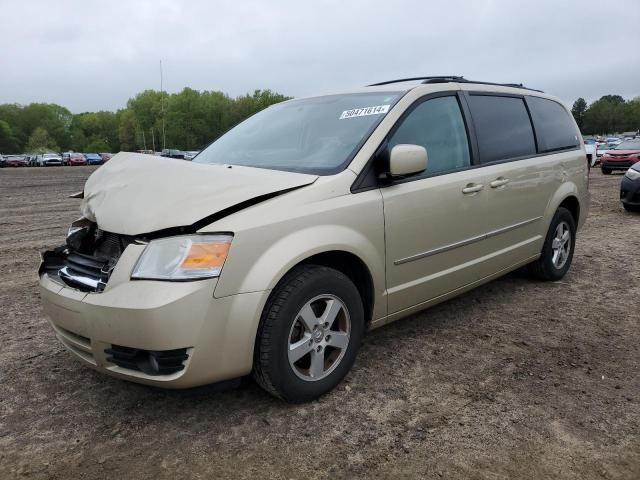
[0,166,638,479]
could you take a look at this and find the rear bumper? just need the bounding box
[39,247,270,388]
[620,176,640,206]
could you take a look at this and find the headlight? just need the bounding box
[625,168,640,181]
[131,234,232,280]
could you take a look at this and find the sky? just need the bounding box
[1,0,639,113]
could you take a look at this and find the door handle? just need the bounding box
[489,177,510,188]
[462,183,484,195]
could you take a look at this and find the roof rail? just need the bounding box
[367,76,464,86]
[367,76,543,93]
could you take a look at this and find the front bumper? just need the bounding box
[620,175,640,206]
[602,159,637,170]
[39,245,270,388]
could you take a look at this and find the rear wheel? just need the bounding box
[528,207,576,281]
[601,167,612,175]
[253,265,364,403]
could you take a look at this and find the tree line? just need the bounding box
[3,88,638,154]
[571,95,640,136]
[0,88,290,154]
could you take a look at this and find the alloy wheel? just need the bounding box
[287,294,351,382]
[551,221,571,269]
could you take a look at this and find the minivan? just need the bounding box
[39,76,589,402]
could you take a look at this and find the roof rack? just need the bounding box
[367,76,543,93]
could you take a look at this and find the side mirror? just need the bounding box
[389,144,428,177]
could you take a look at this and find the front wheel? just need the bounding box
[528,207,576,281]
[253,265,364,403]
[623,203,640,213]
[601,167,612,175]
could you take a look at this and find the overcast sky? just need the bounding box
[1,0,639,112]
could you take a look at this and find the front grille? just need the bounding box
[59,252,113,292]
[105,345,189,376]
[40,226,135,293]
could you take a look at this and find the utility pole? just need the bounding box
[160,60,166,151]
[151,128,156,153]
[142,129,147,151]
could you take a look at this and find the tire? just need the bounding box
[528,207,576,281]
[623,203,640,213]
[601,167,612,175]
[253,264,364,403]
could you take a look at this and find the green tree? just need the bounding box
[26,127,59,153]
[583,95,628,134]
[0,87,291,154]
[0,120,19,153]
[116,109,137,151]
[84,138,110,152]
[571,98,587,131]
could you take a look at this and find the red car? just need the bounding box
[68,153,87,166]
[4,155,29,167]
[601,139,640,174]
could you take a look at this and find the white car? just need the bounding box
[183,151,200,161]
[37,153,64,166]
[596,143,614,160]
[583,139,597,166]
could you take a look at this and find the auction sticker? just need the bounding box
[339,105,390,119]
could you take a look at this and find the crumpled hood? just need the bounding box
[80,152,318,235]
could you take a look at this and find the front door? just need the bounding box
[381,94,492,314]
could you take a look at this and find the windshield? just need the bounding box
[615,140,640,150]
[194,92,402,174]
[43,154,58,158]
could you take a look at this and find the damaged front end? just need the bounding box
[39,219,137,293]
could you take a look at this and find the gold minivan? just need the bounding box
[39,76,589,402]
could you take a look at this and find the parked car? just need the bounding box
[100,153,114,162]
[37,153,63,166]
[161,149,186,159]
[606,137,622,146]
[600,139,640,174]
[4,155,28,167]
[583,138,597,166]
[620,162,640,212]
[69,153,87,166]
[25,154,39,167]
[62,152,72,166]
[596,143,614,161]
[84,153,104,165]
[0,154,5,168]
[183,151,200,161]
[38,76,589,402]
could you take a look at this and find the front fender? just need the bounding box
[214,224,386,320]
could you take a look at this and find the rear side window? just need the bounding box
[388,96,471,175]
[527,97,579,152]
[467,95,536,163]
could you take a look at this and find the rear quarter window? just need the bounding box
[467,95,536,163]
[527,97,579,152]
